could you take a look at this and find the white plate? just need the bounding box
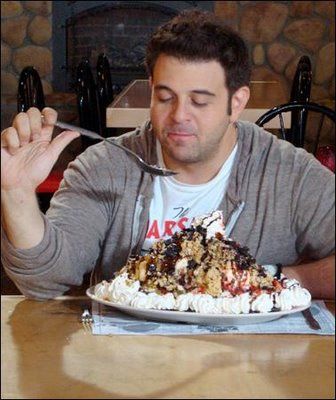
[86,286,310,326]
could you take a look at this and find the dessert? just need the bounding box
[94,211,311,314]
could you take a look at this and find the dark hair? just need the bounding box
[145,9,251,98]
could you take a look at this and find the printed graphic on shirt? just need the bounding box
[173,206,190,219]
[146,215,190,240]
[142,213,193,255]
[141,142,237,254]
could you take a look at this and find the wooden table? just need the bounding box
[106,79,290,129]
[1,295,334,399]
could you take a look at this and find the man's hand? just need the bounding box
[283,254,335,300]
[1,107,79,193]
[1,107,80,249]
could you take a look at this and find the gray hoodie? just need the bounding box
[1,121,334,299]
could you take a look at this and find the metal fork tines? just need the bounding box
[81,309,93,333]
[51,120,177,177]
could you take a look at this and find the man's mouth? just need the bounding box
[166,130,196,141]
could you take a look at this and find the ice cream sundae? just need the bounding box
[93,211,311,314]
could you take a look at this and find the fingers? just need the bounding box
[26,107,42,140]
[41,107,57,140]
[26,106,57,141]
[48,130,80,163]
[1,107,58,155]
[1,127,20,154]
[12,112,31,145]
[42,107,57,125]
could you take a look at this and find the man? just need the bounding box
[1,10,334,300]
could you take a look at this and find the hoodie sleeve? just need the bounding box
[292,151,335,260]
[1,143,127,299]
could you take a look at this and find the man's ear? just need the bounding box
[149,76,153,88]
[230,86,250,123]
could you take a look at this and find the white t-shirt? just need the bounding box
[141,141,237,253]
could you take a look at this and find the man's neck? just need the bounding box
[163,124,238,185]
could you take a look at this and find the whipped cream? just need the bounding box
[94,272,311,314]
[251,293,274,313]
[130,291,175,310]
[94,211,311,314]
[191,210,226,239]
[273,286,311,311]
[95,273,140,305]
[174,258,188,276]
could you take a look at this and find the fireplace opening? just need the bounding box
[52,1,214,94]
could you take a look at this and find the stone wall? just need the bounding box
[1,1,52,95]
[2,1,335,100]
[215,1,335,103]
[2,1,335,97]
[1,1,335,145]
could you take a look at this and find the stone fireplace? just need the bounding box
[1,1,334,145]
[52,1,214,94]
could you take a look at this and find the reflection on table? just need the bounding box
[1,295,334,399]
[106,79,290,129]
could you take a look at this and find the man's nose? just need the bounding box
[170,101,190,123]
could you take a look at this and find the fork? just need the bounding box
[301,307,321,330]
[81,309,93,333]
[48,119,177,177]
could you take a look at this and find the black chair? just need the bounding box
[290,56,312,104]
[289,56,313,147]
[17,66,45,112]
[96,53,114,135]
[255,102,336,156]
[75,59,102,149]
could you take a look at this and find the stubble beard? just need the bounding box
[159,122,231,165]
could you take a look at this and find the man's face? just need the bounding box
[150,54,234,166]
